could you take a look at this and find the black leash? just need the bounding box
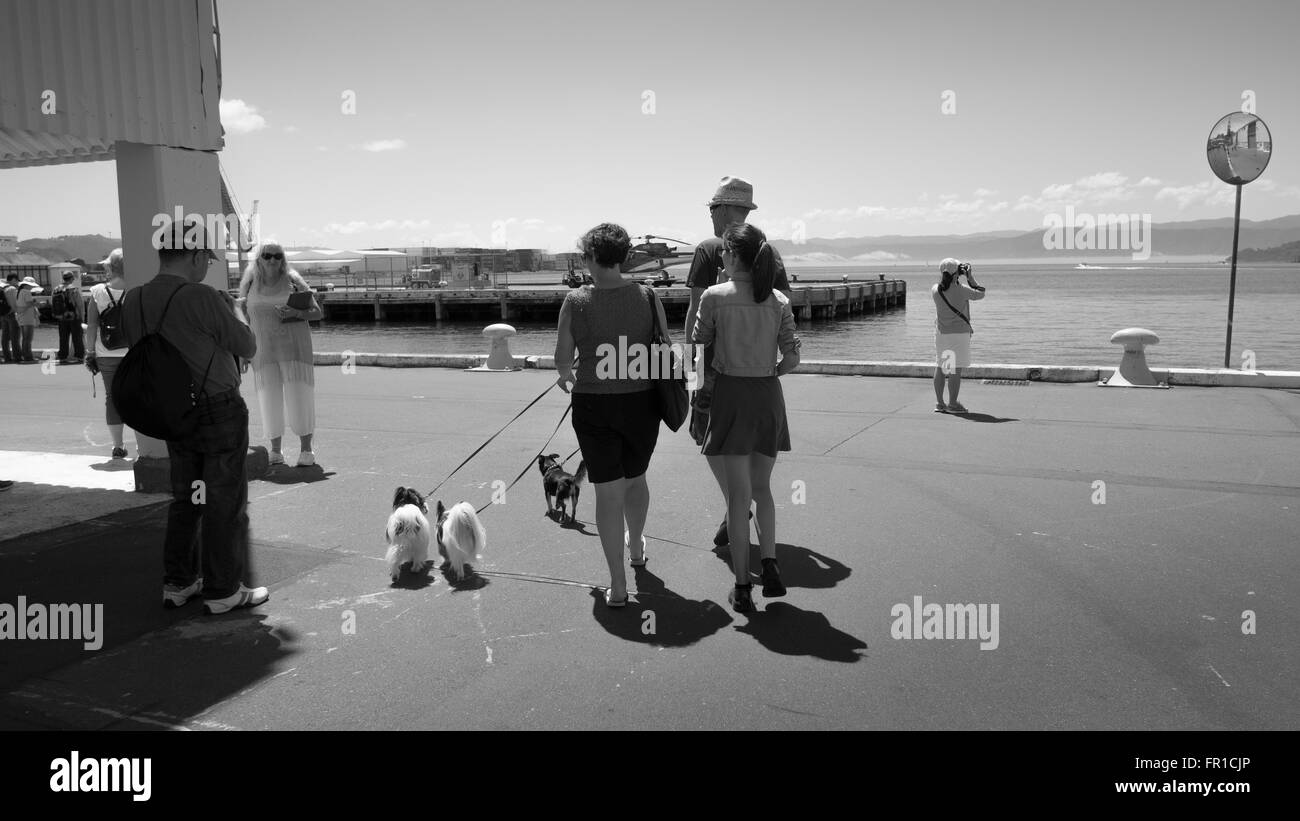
[474,409,581,516]
[423,383,558,499]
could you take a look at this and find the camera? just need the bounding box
[957,262,972,277]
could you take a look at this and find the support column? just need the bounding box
[116,142,266,491]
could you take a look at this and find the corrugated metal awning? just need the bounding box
[0,0,223,169]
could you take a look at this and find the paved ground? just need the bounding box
[1,360,1297,730]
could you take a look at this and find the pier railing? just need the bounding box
[311,280,906,322]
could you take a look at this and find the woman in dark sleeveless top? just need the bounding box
[555,223,671,608]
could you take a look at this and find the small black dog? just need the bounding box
[538,454,586,524]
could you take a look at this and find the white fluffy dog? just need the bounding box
[436,500,487,581]
[386,486,431,582]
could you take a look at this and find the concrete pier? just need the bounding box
[0,360,1297,730]
[316,281,907,323]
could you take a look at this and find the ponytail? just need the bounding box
[939,271,955,293]
[752,241,775,303]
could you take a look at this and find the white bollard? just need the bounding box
[1100,327,1168,388]
[468,323,522,372]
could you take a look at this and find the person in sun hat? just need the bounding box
[684,176,794,550]
[85,248,131,458]
[119,216,267,615]
[14,276,45,362]
[931,257,986,413]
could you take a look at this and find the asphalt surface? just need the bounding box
[1,360,1297,729]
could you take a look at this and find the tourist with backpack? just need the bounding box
[54,269,87,365]
[0,272,18,363]
[117,219,267,616]
[85,249,130,458]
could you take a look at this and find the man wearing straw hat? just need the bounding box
[685,176,792,547]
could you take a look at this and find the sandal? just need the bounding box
[604,588,628,608]
[946,402,969,414]
[933,402,948,413]
[626,531,647,567]
[728,583,754,613]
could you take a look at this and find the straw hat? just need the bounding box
[19,276,44,293]
[707,176,758,211]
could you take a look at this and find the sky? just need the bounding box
[2,0,1299,252]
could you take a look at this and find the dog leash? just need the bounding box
[422,383,559,499]
[474,405,579,516]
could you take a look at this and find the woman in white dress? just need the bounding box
[237,242,322,466]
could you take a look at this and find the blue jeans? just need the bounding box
[164,391,252,599]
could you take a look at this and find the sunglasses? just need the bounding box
[262,252,284,261]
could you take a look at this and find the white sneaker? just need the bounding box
[204,584,270,615]
[268,451,285,465]
[163,577,203,608]
[296,451,315,467]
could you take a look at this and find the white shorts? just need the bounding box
[936,332,971,370]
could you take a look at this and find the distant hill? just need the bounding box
[772,214,1300,262]
[1237,239,1300,262]
[18,234,118,266]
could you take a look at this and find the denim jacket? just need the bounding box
[692,273,800,378]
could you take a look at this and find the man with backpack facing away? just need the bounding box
[119,219,267,615]
[0,272,18,363]
[53,269,87,364]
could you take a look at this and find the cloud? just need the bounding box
[219,98,267,135]
[284,125,300,133]
[362,139,407,152]
[321,218,432,235]
[1154,181,1236,210]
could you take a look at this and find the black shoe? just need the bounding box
[728,583,754,613]
[760,558,786,597]
[713,511,754,546]
[111,447,127,459]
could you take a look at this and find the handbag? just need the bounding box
[281,286,316,323]
[642,285,688,432]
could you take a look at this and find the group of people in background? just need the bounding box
[554,176,800,613]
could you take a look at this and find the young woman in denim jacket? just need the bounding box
[692,224,800,612]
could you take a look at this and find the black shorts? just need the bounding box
[570,389,661,484]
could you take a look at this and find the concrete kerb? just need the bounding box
[312,352,1300,388]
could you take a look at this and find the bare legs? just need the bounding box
[721,453,777,585]
[593,472,650,600]
[933,367,963,406]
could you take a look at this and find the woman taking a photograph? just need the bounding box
[237,241,322,466]
[930,258,986,413]
[554,223,668,608]
[692,224,800,613]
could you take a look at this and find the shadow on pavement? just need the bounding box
[589,567,732,646]
[258,465,335,485]
[713,542,852,590]
[0,500,317,728]
[733,602,868,663]
[947,411,1018,423]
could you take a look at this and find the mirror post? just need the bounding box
[1224,183,1242,368]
